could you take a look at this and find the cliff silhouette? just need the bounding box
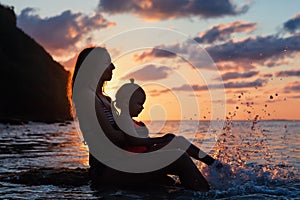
[0,4,72,123]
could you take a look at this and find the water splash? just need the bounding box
[198,115,299,195]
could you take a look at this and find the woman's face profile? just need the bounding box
[102,63,115,81]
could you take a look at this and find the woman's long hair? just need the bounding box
[72,47,95,90]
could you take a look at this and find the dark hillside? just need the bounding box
[0,4,72,123]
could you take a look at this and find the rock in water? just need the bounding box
[0,168,89,186]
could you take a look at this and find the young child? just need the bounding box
[113,79,147,132]
[112,79,150,153]
[112,79,220,167]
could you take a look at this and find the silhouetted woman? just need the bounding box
[72,47,218,191]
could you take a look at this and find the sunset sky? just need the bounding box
[2,0,300,121]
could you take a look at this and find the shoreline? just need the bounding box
[0,118,298,125]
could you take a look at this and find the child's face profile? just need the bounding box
[129,89,146,117]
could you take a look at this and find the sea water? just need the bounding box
[0,120,299,199]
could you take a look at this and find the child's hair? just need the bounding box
[113,79,145,114]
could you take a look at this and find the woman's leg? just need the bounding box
[150,135,216,165]
[175,136,216,165]
[97,150,210,192]
[166,151,210,191]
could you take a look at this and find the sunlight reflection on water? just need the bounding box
[0,120,299,199]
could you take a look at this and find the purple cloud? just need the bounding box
[98,0,250,20]
[275,69,300,77]
[260,73,273,78]
[172,78,268,92]
[291,95,300,99]
[17,8,115,54]
[218,71,259,81]
[134,33,300,70]
[148,78,267,97]
[195,21,257,44]
[121,64,172,81]
[284,81,300,92]
[224,78,267,89]
[135,48,177,61]
[206,35,300,64]
[283,14,300,34]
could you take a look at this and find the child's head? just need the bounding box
[115,79,146,117]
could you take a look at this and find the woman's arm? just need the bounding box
[95,96,176,148]
[95,98,172,147]
[95,98,127,147]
